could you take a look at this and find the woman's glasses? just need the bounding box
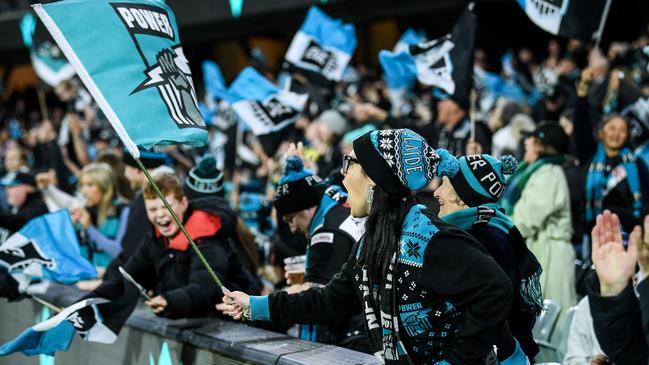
[340,154,359,175]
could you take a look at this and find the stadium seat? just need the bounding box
[532,299,562,342]
[551,305,578,360]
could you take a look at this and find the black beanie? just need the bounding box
[273,156,325,217]
[352,128,458,196]
[184,155,224,200]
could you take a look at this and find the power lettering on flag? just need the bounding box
[33,0,207,159]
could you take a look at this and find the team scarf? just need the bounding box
[585,143,642,223]
[500,154,567,215]
[359,249,412,364]
[441,203,544,315]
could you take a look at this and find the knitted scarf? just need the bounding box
[500,155,567,215]
[359,249,412,364]
[585,143,642,223]
[441,203,544,315]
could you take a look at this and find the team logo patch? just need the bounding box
[311,232,334,245]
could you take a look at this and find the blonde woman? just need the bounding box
[71,163,130,268]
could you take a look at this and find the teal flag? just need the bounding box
[33,0,207,158]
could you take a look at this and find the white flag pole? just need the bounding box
[594,0,613,49]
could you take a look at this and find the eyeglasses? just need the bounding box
[340,154,359,175]
[282,213,298,224]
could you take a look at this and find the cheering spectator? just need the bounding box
[435,154,543,360]
[0,171,48,235]
[272,149,366,349]
[102,151,172,282]
[574,68,649,240]
[90,172,259,319]
[218,129,522,364]
[71,163,130,268]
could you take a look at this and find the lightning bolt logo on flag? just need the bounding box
[33,0,207,158]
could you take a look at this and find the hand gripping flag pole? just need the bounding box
[134,158,228,294]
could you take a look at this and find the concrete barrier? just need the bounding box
[0,284,380,365]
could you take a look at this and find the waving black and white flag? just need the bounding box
[517,0,608,41]
[225,67,308,136]
[285,6,357,83]
[379,3,476,112]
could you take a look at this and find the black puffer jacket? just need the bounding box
[92,198,260,319]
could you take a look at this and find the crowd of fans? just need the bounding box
[1,24,649,364]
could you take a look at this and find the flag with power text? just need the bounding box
[33,0,207,158]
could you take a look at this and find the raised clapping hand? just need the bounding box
[215,290,251,321]
[591,210,645,296]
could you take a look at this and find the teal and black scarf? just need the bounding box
[500,155,567,215]
[585,143,642,223]
[442,203,544,315]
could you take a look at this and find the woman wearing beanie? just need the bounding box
[273,153,367,349]
[501,122,577,314]
[434,153,543,361]
[218,129,519,364]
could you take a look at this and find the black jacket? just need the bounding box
[305,203,362,285]
[262,205,513,364]
[469,225,538,359]
[587,274,649,365]
[92,199,260,319]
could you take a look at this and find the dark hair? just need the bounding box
[358,186,411,282]
[598,113,630,132]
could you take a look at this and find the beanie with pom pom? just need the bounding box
[352,128,453,196]
[273,156,325,217]
[184,155,224,200]
[441,153,518,206]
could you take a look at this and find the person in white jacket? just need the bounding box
[501,122,578,315]
[563,296,609,365]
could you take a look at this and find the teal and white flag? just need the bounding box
[20,13,76,87]
[33,0,207,158]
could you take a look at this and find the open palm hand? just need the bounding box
[591,210,639,296]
